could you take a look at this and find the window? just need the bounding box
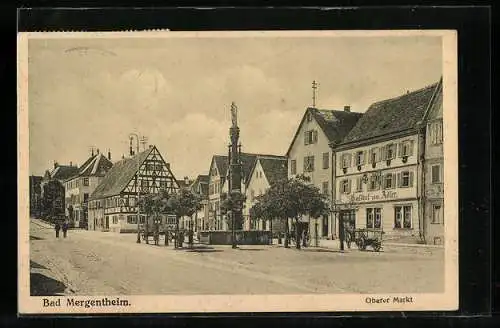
[368,174,380,191]
[368,148,380,164]
[341,154,351,168]
[341,179,351,194]
[127,215,137,224]
[384,173,395,189]
[304,130,318,145]
[304,156,315,172]
[322,152,329,169]
[290,160,297,175]
[384,144,396,160]
[129,197,136,207]
[211,167,218,177]
[306,112,313,122]
[83,193,89,203]
[366,208,381,229]
[355,151,365,166]
[112,216,118,224]
[83,178,89,186]
[432,204,442,224]
[394,206,412,229]
[399,141,414,157]
[159,180,166,189]
[431,165,441,183]
[398,171,413,188]
[322,181,329,195]
[356,176,363,192]
[430,121,443,144]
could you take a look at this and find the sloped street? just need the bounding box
[30,219,444,296]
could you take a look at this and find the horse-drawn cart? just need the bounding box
[353,228,384,252]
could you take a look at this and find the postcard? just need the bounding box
[18,30,458,314]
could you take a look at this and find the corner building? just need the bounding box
[331,80,442,243]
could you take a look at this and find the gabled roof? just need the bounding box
[246,156,288,188]
[70,153,113,179]
[191,174,209,197]
[47,165,79,181]
[339,80,441,146]
[89,147,154,200]
[210,153,286,186]
[286,107,363,156]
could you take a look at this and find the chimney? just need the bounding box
[53,161,58,169]
[70,161,72,167]
[122,154,125,160]
[184,176,189,186]
[108,149,111,161]
[166,163,170,170]
[91,148,94,156]
[149,144,153,149]
[344,105,351,112]
[96,148,100,154]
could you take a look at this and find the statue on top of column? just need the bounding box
[231,102,238,128]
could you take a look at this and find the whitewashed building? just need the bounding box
[63,150,113,228]
[243,156,288,231]
[286,106,363,241]
[332,80,442,243]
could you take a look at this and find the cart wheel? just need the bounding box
[357,238,365,250]
[373,242,381,252]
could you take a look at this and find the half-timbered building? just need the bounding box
[88,145,179,233]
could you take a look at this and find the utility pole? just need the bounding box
[136,174,141,243]
[312,80,319,108]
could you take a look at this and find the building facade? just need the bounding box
[332,80,442,243]
[286,107,363,241]
[88,145,179,233]
[243,156,287,231]
[189,174,209,233]
[63,150,113,228]
[423,80,444,245]
[40,162,79,220]
[206,153,283,231]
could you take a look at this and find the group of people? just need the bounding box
[54,220,69,238]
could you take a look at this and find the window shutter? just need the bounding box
[347,179,351,194]
[368,149,373,164]
[397,172,402,188]
[409,171,414,187]
[398,142,403,157]
[392,173,397,188]
[362,151,366,165]
[313,130,318,143]
[381,174,386,189]
[381,145,387,160]
[409,140,414,156]
[349,153,354,167]
[304,131,309,145]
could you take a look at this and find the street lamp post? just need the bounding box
[136,174,141,243]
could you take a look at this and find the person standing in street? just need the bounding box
[62,220,68,238]
[54,221,61,238]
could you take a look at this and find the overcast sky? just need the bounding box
[28,34,442,179]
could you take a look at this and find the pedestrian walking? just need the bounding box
[55,221,61,238]
[62,220,69,238]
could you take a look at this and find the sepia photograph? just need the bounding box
[18,30,458,313]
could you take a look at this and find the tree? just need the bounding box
[167,188,203,249]
[138,188,170,245]
[250,175,330,250]
[41,180,65,223]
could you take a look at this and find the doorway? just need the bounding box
[105,216,109,230]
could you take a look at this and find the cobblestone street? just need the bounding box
[30,219,444,296]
